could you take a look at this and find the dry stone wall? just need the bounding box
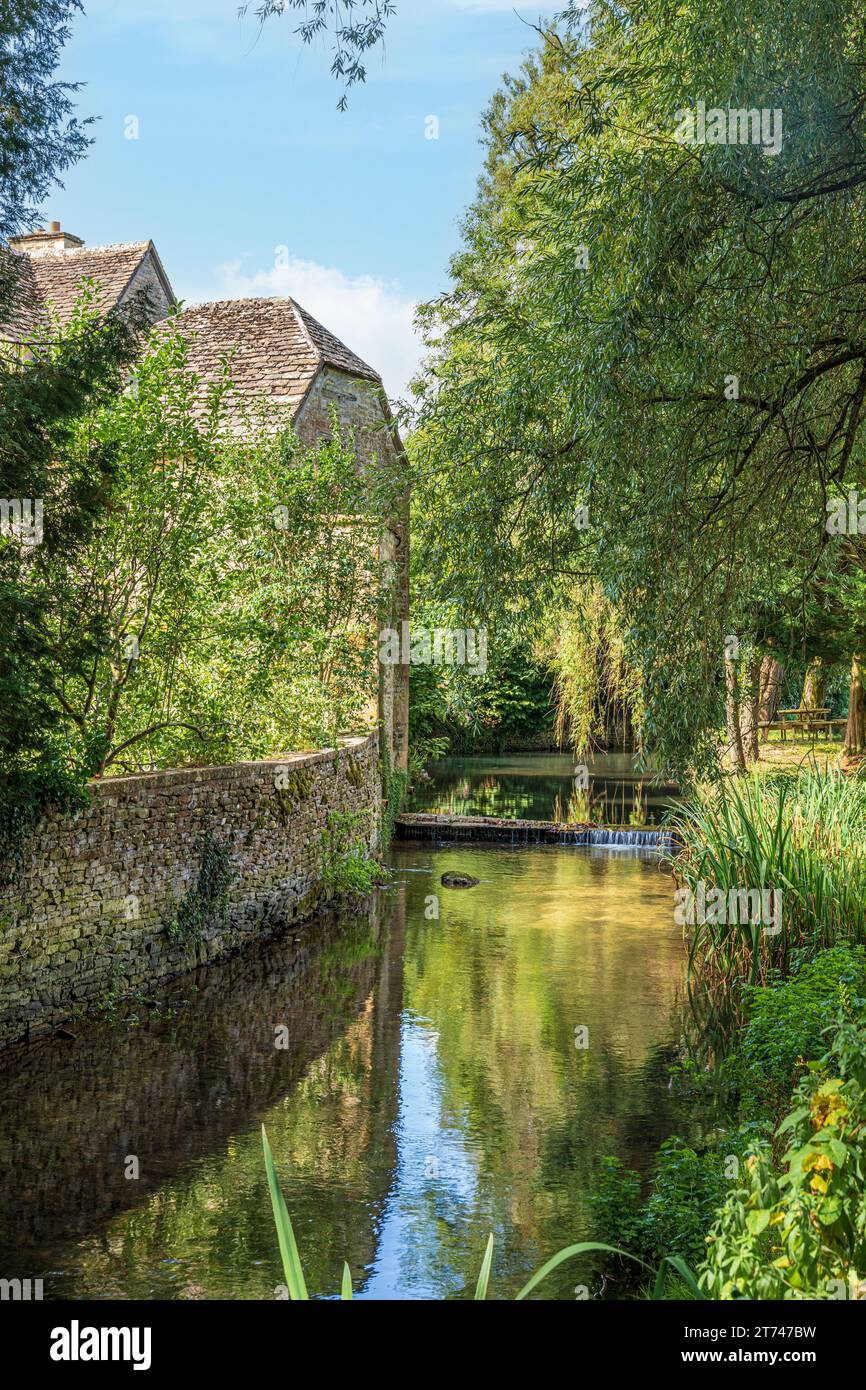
[0,736,379,1049]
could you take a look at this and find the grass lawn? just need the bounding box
[752,737,842,775]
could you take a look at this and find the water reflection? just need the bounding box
[407,753,678,825]
[0,841,687,1300]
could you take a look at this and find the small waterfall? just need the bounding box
[395,814,677,851]
[583,827,674,848]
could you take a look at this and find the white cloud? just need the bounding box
[199,254,423,403]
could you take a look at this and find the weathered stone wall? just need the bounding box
[120,245,175,325]
[294,366,399,468]
[295,367,410,774]
[0,735,379,1049]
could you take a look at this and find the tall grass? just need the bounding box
[670,770,866,992]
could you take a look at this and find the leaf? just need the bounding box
[341,1262,353,1300]
[474,1233,494,1300]
[776,1106,810,1134]
[746,1209,772,1236]
[515,1242,648,1301]
[262,1124,309,1300]
[653,1255,706,1300]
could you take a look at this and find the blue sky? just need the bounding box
[50,1,561,398]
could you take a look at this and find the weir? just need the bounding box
[395,813,678,851]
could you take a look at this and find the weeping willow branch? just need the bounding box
[540,586,645,758]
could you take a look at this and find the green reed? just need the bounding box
[669,769,866,991]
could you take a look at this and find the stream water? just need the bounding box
[0,756,688,1301]
[407,752,678,825]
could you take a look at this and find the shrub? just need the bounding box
[670,771,866,990]
[165,830,234,950]
[590,1132,760,1272]
[700,1018,866,1299]
[319,811,385,897]
[733,945,866,1119]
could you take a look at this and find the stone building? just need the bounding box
[4,222,409,772]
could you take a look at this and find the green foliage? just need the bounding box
[166,830,234,951]
[48,316,398,776]
[241,1,395,110]
[0,6,147,863]
[0,761,89,885]
[0,293,142,864]
[671,771,866,989]
[590,1133,759,1274]
[318,810,383,897]
[540,590,643,756]
[0,1,92,240]
[411,0,866,777]
[408,631,554,754]
[378,744,408,849]
[588,1156,645,1256]
[700,1018,866,1299]
[734,946,866,1119]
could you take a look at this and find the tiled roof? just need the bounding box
[170,296,381,431]
[0,241,171,339]
[0,234,384,435]
[0,252,43,339]
[30,242,157,323]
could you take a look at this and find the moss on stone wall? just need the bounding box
[272,768,314,824]
[344,757,364,790]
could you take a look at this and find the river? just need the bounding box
[0,756,688,1300]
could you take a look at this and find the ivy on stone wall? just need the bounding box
[165,830,234,952]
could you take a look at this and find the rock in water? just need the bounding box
[440,872,480,888]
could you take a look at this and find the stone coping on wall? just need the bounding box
[88,734,376,797]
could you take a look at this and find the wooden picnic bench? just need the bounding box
[760,709,846,742]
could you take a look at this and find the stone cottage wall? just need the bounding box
[294,367,410,774]
[0,735,380,1050]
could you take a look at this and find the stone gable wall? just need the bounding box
[294,366,400,468]
[295,367,410,774]
[0,735,379,1050]
[121,248,174,324]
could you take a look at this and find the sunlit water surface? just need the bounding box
[0,840,688,1300]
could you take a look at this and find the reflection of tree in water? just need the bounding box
[0,901,402,1300]
[0,841,694,1301]
[411,756,674,826]
[393,846,689,1297]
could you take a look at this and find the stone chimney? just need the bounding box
[8,222,85,257]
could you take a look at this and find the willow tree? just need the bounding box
[238,0,395,108]
[412,0,866,777]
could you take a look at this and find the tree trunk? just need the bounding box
[800,656,826,711]
[725,651,747,773]
[740,655,761,764]
[758,656,784,741]
[844,655,866,756]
